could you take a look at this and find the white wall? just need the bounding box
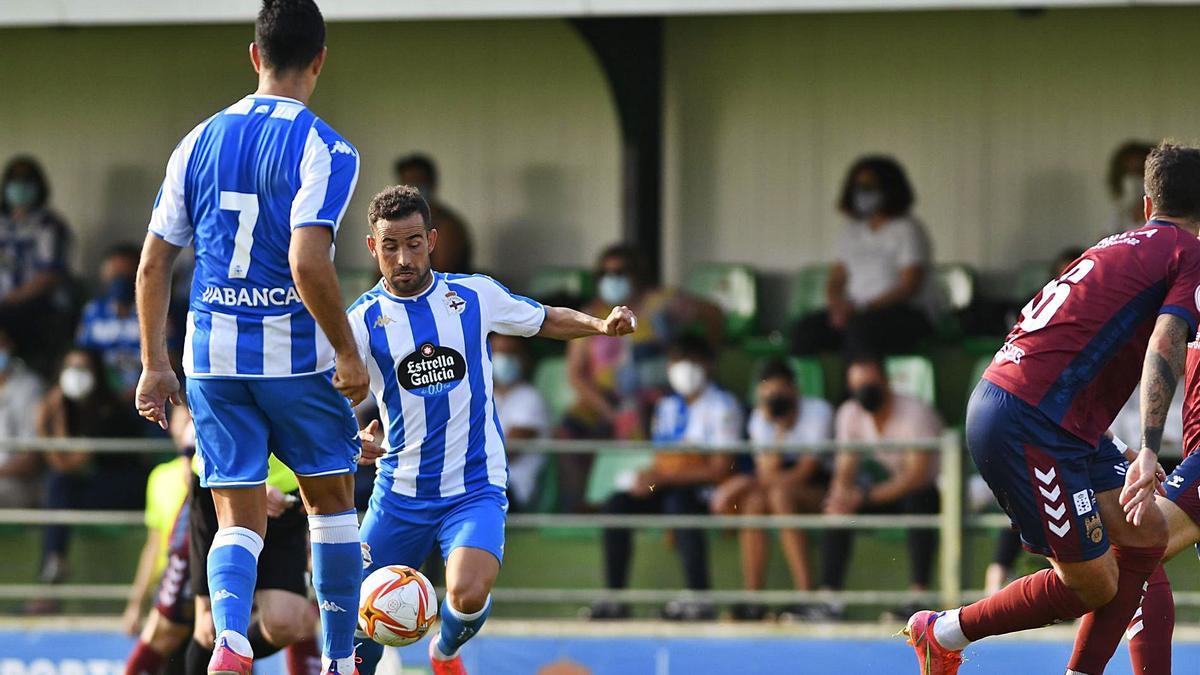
[0,20,621,285]
[663,7,1200,284]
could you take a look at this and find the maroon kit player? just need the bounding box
[906,143,1200,675]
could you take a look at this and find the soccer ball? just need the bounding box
[358,565,439,647]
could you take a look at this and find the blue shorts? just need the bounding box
[967,380,1128,563]
[187,371,359,487]
[359,484,508,577]
[1165,452,1200,529]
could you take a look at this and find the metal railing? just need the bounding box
[0,432,1170,614]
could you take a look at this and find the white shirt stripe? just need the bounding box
[261,314,293,376]
[182,311,196,374]
[290,126,332,229]
[208,312,239,374]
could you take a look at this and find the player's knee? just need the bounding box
[446,579,490,615]
[259,600,314,646]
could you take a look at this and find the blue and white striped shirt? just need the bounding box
[148,94,360,379]
[348,273,546,499]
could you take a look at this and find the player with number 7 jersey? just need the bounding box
[905,145,1200,675]
[134,3,370,673]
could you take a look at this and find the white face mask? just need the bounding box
[60,367,95,401]
[1122,174,1145,212]
[597,274,632,305]
[667,360,707,398]
[491,353,522,387]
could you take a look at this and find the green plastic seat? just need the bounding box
[789,264,830,321]
[585,448,655,506]
[531,357,576,425]
[885,355,936,406]
[684,264,758,340]
[1014,260,1052,304]
[936,264,976,312]
[527,267,593,305]
[746,356,825,403]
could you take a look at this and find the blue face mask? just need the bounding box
[108,277,135,304]
[3,180,38,210]
[597,274,632,305]
[491,353,522,387]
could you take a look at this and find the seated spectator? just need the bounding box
[710,359,833,621]
[76,244,142,402]
[589,335,739,622]
[1105,140,1155,235]
[0,328,46,508]
[793,156,938,357]
[34,348,148,591]
[395,153,473,273]
[818,354,942,619]
[559,243,723,511]
[491,333,550,510]
[0,156,72,367]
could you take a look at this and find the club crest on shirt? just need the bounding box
[1084,513,1103,544]
[398,342,466,397]
[444,291,467,315]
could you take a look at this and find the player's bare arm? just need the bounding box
[1124,313,1190,523]
[289,226,370,406]
[536,305,637,340]
[134,233,183,429]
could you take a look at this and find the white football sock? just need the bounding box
[216,630,253,658]
[932,608,971,651]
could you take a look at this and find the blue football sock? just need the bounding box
[434,595,492,659]
[207,527,263,652]
[309,510,361,670]
[353,634,385,675]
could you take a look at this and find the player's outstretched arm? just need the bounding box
[1124,313,1190,524]
[289,227,369,406]
[135,233,183,429]
[536,305,637,341]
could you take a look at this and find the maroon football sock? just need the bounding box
[1128,564,1174,675]
[125,641,166,675]
[286,637,323,675]
[1069,546,1164,674]
[959,568,1091,641]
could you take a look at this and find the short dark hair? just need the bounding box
[1145,143,1200,223]
[759,358,796,385]
[1107,140,1154,198]
[595,243,648,288]
[255,0,326,74]
[0,155,50,213]
[394,154,438,187]
[837,155,915,218]
[105,243,141,264]
[668,333,714,364]
[368,185,432,230]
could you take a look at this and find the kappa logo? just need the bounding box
[212,589,239,602]
[319,600,348,613]
[444,291,466,315]
[373,313,395,329]
[331,140,357,157]
[1034,465,1072,538]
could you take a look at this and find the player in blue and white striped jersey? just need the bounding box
[134,2,368,674]
[348,186,637,675]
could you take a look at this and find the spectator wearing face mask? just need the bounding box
[33,348,148,593]
[710,359,833,621]
[793,156,937,357]
[76,244,142,402]
[490,334,550,510]
[0,156,72,364]
[588,335,739,622]
[395,153,473,274]
[816,354,942,620]
[0,329,46,508]
[558,243,723,512]
[1104,140,1154,235]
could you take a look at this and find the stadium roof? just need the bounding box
[0,0,1195,26]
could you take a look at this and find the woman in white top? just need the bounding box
[793,156,937,356]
